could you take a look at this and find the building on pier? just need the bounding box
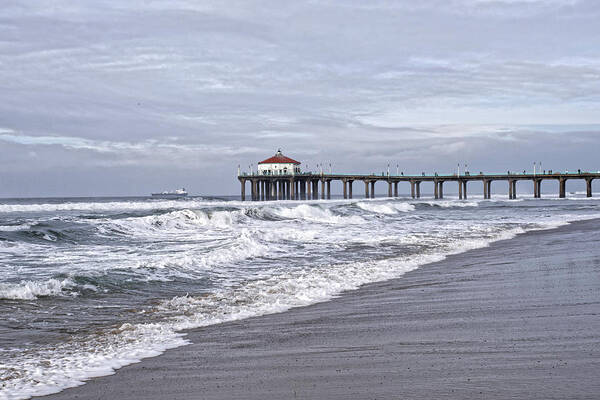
[257,150,301,176]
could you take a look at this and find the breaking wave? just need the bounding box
[0,224,32,232]
[0,199,214,214]
[270,204,365,224]
[96,209,241,237]
[418,200,480,208]
[0,279,76,300]
[357,201,415,214]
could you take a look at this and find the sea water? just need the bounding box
[1,193,599,399]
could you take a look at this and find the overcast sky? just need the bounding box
[1,0,599,197]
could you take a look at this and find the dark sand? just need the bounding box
[40,219,600,399]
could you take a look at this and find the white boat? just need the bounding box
[151,188,188,199]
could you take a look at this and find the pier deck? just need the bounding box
[238,171,600,201]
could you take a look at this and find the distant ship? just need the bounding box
[151,188,188,199]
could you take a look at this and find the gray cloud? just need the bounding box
[0,0,599,196]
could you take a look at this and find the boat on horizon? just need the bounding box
[151,188,188,199]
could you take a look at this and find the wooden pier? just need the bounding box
[238,171,599,201]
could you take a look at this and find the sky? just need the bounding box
[1,0,599,197]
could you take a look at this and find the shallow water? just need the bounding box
[1,194,599,399]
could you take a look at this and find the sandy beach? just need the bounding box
[38,218,600,400]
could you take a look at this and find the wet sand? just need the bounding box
[40,219,600,399]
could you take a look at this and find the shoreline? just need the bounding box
[37,218,600,399]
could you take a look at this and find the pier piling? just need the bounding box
[239,171,597,201]
[508,179,518,199]
[485,180,491,199]
[260,181,264,201]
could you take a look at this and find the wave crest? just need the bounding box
[271,204,365,224]
[97,209,241,237]
[0,278,75,300]
[0,199,210,214]
[357,201,415,214]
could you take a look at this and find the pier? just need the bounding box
[238,172,599,201]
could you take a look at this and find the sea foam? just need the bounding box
[0,278,75,300]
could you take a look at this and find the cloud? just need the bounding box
[0,128,262,166]
[0,0,599,196]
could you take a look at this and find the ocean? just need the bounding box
[1,193,599,399]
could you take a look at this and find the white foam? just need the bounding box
[0,278,75,300]
[0,224,32,232]
[0,199,215,214]
[0,240,40,254]
[357,201,415,214]
[419,199,480,208]
[272,204,365,224]
[93,208,248,242]
[0,323,188,400]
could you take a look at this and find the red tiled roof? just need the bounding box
[258,151,300,165]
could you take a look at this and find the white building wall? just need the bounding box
[258,163,300,175]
